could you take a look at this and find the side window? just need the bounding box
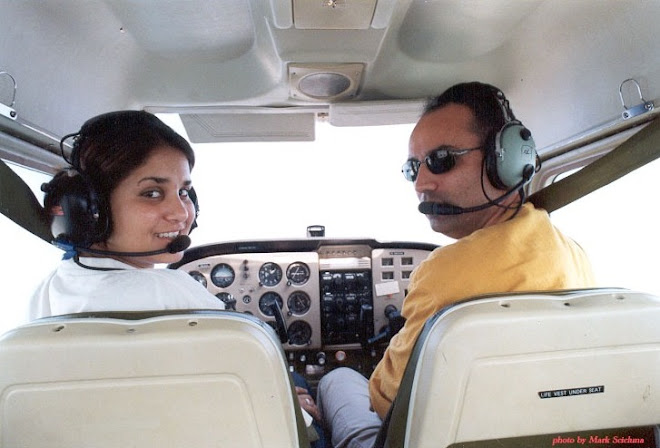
[0,164,61,334]
[550,158,660,296]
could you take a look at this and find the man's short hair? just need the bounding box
[423,81,514,145]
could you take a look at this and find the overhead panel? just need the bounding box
[293,0,377,30]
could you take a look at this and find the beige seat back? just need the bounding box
[0,310,307,448]
[380,289,660,448]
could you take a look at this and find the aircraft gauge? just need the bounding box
[259,262,282,287]
[286,262,310,285]
[211,263,235,288]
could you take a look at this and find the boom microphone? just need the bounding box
[60,234,192,257]
[418,201,495,215]
[419,168,532,216]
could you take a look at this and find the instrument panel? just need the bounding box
[171,239,436,381]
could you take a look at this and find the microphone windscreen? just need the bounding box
[167,235,191,253]
[418,202,464,215]
[418,202,435,214]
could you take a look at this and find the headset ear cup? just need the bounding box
[42,171,106,247]
[493,122,537,189]
[484,131,505,189]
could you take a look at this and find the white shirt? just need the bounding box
[27,256,316,430]
[28,256,225,320]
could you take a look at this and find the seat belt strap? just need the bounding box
[529,117,660,213]
[0,158,52,242]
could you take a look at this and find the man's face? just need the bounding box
[408,103,514,239]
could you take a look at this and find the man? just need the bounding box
[316,82,596,448]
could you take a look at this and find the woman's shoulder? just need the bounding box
[139,267,202,286]
[110,265,202,289]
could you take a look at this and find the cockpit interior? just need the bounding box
[172,236,436,382]
[2,1,660,447]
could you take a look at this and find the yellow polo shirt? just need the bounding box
[368,203,596,418]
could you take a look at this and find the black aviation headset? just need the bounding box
[41,111,199,253]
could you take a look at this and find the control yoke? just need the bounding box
[268,301,290,344]
[367,305,406,345]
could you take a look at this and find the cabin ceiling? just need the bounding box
[1,0,659,160]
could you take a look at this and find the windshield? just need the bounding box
[1,120,659,334]
[157,116,449,246]
[551,157,660,298]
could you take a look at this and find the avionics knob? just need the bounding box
[316,352,326,366]
[332,273,343,287]
[356,272,370,289]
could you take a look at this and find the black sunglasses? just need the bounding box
[401,146,482,182]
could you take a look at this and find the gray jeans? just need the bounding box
[316,367,383,448]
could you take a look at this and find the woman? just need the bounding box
[29,110,224,318]
[28,110,325,446]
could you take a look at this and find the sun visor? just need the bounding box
[329,100,425,127]
[180,111,316,143]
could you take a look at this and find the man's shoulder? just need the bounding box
[424,204,550,263]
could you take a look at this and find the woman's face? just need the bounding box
[97,145,196,268]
